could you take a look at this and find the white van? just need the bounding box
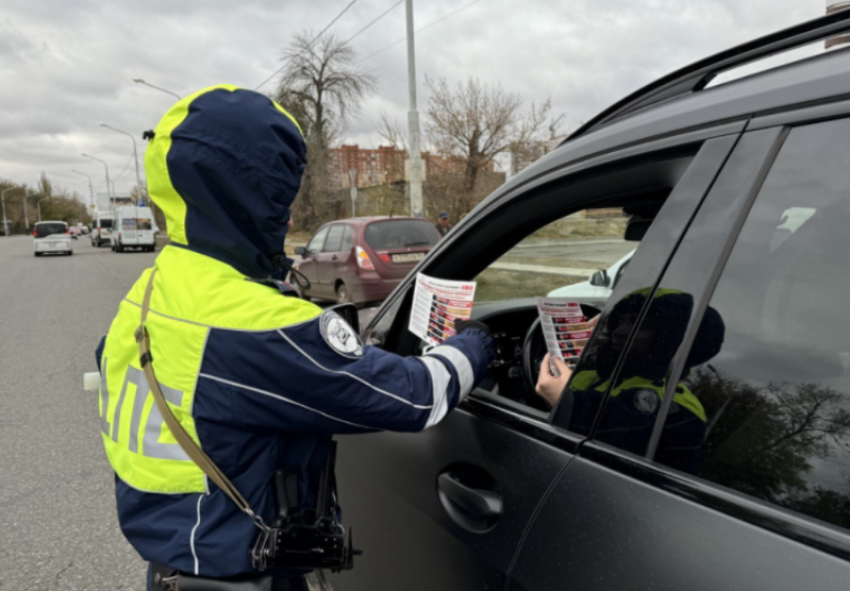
[33,221,73,256]
[91,213,115,247]
[113,206,156,253]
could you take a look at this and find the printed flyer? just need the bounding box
[536,297,591,376]
[409,273,477,346]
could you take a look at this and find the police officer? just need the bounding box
[95,85,493,589]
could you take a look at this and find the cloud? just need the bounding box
[0,0,833,195]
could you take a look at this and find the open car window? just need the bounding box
[473,207,635,308]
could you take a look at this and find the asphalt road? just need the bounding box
[0,237,375,590]
[509,238,634,267]
[0,236,149,589]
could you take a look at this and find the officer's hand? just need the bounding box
[535,354,572,407]
[452,319,495,361]
[453,319,491,336]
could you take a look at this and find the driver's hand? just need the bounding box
[535,354,572,407]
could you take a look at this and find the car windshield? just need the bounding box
[363,220,438,250]
[34,223,66,238]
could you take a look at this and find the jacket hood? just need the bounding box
[145,84,307,278]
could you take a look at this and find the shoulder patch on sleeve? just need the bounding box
[320,310,364,358]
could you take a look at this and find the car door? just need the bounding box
[328,132,740,591]
[298,225,329,297]
[317,224,346,297]
[510,122,850,590]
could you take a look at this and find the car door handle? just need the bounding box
[437,472,502,518]
[332,254,338,261]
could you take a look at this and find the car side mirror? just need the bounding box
[333,303,360,335]
[590,269,610,287]
[294,246,307,255]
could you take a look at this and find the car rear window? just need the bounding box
[34,223,66,237]
[363,220,438,250]
[122,218,152,229]
[100,219,114,229]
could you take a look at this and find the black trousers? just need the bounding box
[147,563,308,591]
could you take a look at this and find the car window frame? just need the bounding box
[372,135,746,435]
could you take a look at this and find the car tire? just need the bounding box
[67,251,73,256]
[336,282,350,305]
[34,252,41,257]
[335,282,363,308]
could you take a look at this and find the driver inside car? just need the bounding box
[535,289,725,474]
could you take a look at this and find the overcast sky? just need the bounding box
[0,0,832,199]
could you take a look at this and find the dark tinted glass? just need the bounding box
[659,120,850,529]
[99,219,113,229]
[323,224,345,252]
[363,220,438,250]
[34,223,66,237]
[341,225,353,252]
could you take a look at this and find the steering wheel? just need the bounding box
[521,303,602,395]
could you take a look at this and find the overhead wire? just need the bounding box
[254,0,362,91]
[357,0,484,64]
[344,0,404,45]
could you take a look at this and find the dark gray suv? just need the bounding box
[328,12,850,591]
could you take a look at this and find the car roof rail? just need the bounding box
[569,10,850,140]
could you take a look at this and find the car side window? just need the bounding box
[473,207,634,305]
[608,120,850,530]
[341,225,353,252]
[307,226,329,255]
[323,224,345,253]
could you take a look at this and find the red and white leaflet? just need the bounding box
[409,273,477,346]
[536,297,591,376]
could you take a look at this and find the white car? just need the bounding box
[33,221,73,256]
[547,249,635,300]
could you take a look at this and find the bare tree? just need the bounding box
[425,76,550,210]
[274,32,376,229]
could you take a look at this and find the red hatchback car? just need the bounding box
[292,216,440,305]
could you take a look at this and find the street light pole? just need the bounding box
[132,78,181,100]
[348,170,357,217]
[99,123,142,199]
[23,191,36,230]
[405,0,424,219]
[71,170,96,223]
[71,170,95,206]
[37,197,50,222]
[1,187,16,237]
[81,153,112,209]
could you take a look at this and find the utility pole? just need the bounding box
[1,187,15,237]
[82,153,112,210]
[23,191,35,230]
[37,197,50,222]
[349,170,358,217]
[405,0,424,218]
[71,170,95,211]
